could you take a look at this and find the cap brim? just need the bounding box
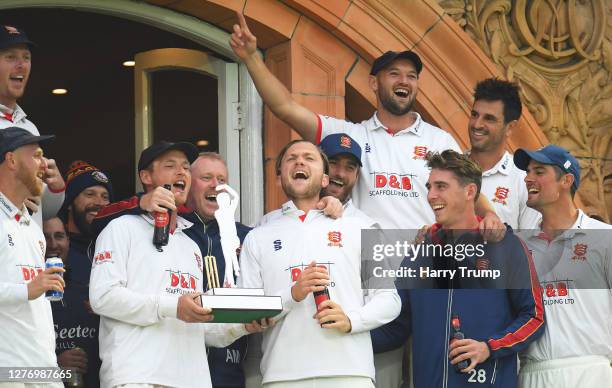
[334,151,362,167]
[514,148,554,171]
[0,37,36,50]
[139,142,199,171]
[15,134,55,149]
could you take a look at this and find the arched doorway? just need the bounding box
[0,0,263,223]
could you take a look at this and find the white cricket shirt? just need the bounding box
[238,201,401,383]
[317,112,461,229]
[90,214,243,388]
[520,210,612,362]
[0,192,61,376]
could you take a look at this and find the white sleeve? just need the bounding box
[445,131,462,153]
[346,222,401,333]
[237,232,298,321]
[89,220,179,326]
[345,288,401,334]
[317,114,357,144]
[0,282,28,305]
[42,184,65,220]
[204,322,249,348]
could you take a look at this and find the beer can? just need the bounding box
[45,257,64,301]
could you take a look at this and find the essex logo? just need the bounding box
[93,250,113,265]
[475,258,490,270]
[4,26,19,34]
[491,187,509,205]
[413,146,428,160]
[572,243,587,261]
[340,136,352,148]
[327,231,343,247]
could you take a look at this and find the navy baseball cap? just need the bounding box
[0,127,54,162]
[514,144,581,191]
[320,133,362,166]
[0,25,35,50]
[370,50,423,75]
[138,141,199,172]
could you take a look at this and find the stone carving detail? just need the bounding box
[438,0,612,221]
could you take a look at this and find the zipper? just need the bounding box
[491,359,498,384]
[443,288,454,388]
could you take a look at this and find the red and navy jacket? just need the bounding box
[371,225,545,388]
[93,195,252,388]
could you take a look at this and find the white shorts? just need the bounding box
[519,355,612,388]
[263,376,374,388]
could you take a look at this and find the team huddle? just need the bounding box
[0,10,611,388]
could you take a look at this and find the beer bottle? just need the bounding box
[153,184,172,251]
[450,314,470,372]
[313,287,334,327]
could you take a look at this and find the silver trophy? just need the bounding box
[213,184,241,287]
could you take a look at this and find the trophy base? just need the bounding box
[200,288,282,323]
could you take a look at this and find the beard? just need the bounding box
[378,89,414,116]
[16,164,43,197]
[281,178,322,201]
[71,203,103,237]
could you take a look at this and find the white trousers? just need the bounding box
[519,355,612,388]
[263,376,374,388]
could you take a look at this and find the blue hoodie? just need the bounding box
[371,225,545,388]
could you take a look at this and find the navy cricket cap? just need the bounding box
[370,50,423,75]
[0,25,35,50]
[320,133,362,167]
[0,127,54,162]
[514,144,581,191]
[138,141,199,172]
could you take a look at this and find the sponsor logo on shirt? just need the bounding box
[327,231,343,247]
[541,280,575,306]
[286,262,336,287]
[413,146,428,160]
[38,240,44,256]
[166,270,199,294]
[475,258,490,270]
[17,264,43,281]
[54,324,97,351]
[492,187,509,205]
[369,171,420,198]
[7,234,14,246]
[572,243,587,262]
[93,250,113,265]
[365,143,371,153]
[273,239,282,251]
